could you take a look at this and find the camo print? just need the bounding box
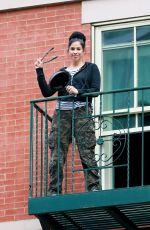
[48,106,101,194]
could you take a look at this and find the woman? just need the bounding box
[35,31,101,195]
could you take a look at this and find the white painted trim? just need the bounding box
[82,0,150,24]
[0,0,81,11]
[0,219,41,230]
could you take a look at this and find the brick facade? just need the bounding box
[0,2,91,222]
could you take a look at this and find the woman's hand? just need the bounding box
[34,58,43,69]
[66,85,78,95]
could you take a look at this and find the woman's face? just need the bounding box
[68,41,85,64]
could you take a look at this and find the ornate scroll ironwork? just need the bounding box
[76,115,127,167]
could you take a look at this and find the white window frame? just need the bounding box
[92,16,150,134]
[92,16,150,189]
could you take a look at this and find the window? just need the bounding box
[94,20,150,189]
[94,21,150,130]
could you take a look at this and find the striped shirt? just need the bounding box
[56,67,86,110]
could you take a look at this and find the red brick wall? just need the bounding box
[0,2,91,222]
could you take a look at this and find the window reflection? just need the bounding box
[103,48,134,111]
[138,45,150,106]
[102,28,133,46]
[137,25,150,41]
[101,24,150,129]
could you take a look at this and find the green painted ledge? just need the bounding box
[28,186,150,215]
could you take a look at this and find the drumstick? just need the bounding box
[43,56,58,64]
[41,47,54,61]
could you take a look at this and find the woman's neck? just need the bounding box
[69,60,85,69]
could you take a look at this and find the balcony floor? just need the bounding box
[28,186,150,229]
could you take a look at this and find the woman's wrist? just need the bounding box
[36,67,44,76]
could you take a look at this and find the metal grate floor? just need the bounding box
[47,203,150,229]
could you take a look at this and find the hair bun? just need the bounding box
[69,31,86,42]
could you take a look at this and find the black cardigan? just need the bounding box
[36,62,101,103]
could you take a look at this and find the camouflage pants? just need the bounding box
[48,106,100,193]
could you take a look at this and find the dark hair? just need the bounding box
[68,31,86,50]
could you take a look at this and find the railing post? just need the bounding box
[141,89,144,186]
[57,105,61,195]
[29,101,34,198]
[40,114,43,196]
[35,108,38,197]
[127,91,130,188]
[71,103,75,193]
[44,101,48,196]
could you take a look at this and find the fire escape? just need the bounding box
[28,87,150,230]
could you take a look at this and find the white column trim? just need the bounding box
[0,219,41,230]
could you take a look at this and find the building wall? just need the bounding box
[0,1,90,227]
[0,0,81,11]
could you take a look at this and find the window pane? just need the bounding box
[102,115,135,131]
[137,25,150,41]
[103,48,134,111]
[113,115,135,129]
[138,45,150,106]
[102,28,133,46]
[138,113,150,127]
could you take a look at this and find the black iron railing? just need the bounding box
[29,87,150,198]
